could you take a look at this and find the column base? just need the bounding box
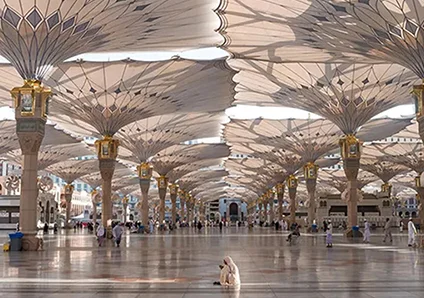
[22,234,41,251]
[345,228,363,238]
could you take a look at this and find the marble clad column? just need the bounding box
[122,197,129,223]
[64,184,74,229]
[137,162,153,227]
[339,135,361,232]
[157,176,168,224]
[287,175,298,225]
[180,195,186,222]
[258,202,263,223]
[13,80,51,251]
[306,179,317,224]
[99,159,115,227]
[139,179,150,226]
[92,201,97,224]
[169,184,178,224]
[416,186,424,229]
[268,191,274,225]
[276,183,285,221]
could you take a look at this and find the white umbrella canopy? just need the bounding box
[45,159,99,184]
[47,60,235,138]
[0,0,225,80]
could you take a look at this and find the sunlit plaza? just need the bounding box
[2,0,424,297]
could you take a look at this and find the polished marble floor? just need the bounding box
[0,227,423,298]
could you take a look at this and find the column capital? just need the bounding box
[339,134,361,160]
[304,162,319,180]
[95,136,119,160]
[137,162,153,179]
[287,174,298,189]
[156,175,168,189]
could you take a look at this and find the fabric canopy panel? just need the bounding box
[319,169,379,192]
[45,159,99,184]
[151,143,230,176]
[5,143,94,171]
[229,59,417,135]
[0,0,224,79]
[118,112,228,164]
[46,60,235,137]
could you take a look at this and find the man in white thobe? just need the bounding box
[408,218,417,247]
[363,219,371,243]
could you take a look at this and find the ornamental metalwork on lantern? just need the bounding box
[287,175,298,189]
[95,136,119,160]
[64,184,74,195]
[137,162,153,180]
[381,183,392,195]
[267,189,274,199]
[122,197,129,205]
[156,176,168,189]
[304,162,319,180]
[11,80,51,119]
[413,81,424,117]
[339,135,361,159]
[169,184,179,195]
[276,183,285,195]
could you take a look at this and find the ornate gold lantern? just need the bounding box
[304,162,319,179]
[169,184,179,195]
[95,136,119,160]
[415,176,421,188]
[11,80,51,119]
[64,184,74,195]
[413,80,424,117]
[137,162,153,179]
[122,196,129,204]
[381,183,392,194]
[276,183,285,195]
[287,174,298,189]
[156,176,168,189]
[339,134,361,159]
[267,189,274,199]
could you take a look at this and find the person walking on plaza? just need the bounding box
[363,219,371,243]
[326,220,333,248]
[96,223,106,247]
[399,221,404,233]
[408,218,417,247]
[383,218,393,243]
[219,221,223,232]
[149,220,154,234]
[112,223,124,247]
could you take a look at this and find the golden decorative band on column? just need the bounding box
[169,183,179,195]
[95,136,119,160]
[339,134,361,159]
[156,175,168,189]
[287,174,298,189]
[413,80,424,117]
[122,196,129,204]
[276,183,285,194]
[137,162,153,179]
[381,183,392,194]
[304,162,319,179]
[267,189,274,199]
[11,79,52,119]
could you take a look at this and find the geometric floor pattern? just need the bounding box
[0,227,423,298]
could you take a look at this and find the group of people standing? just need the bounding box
[96,222,124,247]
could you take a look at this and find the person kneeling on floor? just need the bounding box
[213,256,241,287]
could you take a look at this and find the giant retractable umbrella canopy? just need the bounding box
[151,143,229,224]
[45,60,234,227]
[2,0,226,249]
[361,144,409,197]
[225,118,342,221]
[116,112,229,226]
[45,159,99,226]
[230,58,414,229]
[370,141,424,226]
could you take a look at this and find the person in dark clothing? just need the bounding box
[219,221,223,231]
[43,223,49,233]
[287,224,300,243]
[197,221,202,231]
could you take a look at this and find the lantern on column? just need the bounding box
[156,176,168,189]
[304,162,319,179]
[415,176,421,188]
[381,183,392,194]
[169,184,179,195]
[339,135,361,159]
[287,175,298,189]
[64,184,74,195]
[95,136,119,159]
[122,196,129,205]
[276,183,285,195]
[137,162,153,179]
[11,80,51,119]
[413,80,424,117]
